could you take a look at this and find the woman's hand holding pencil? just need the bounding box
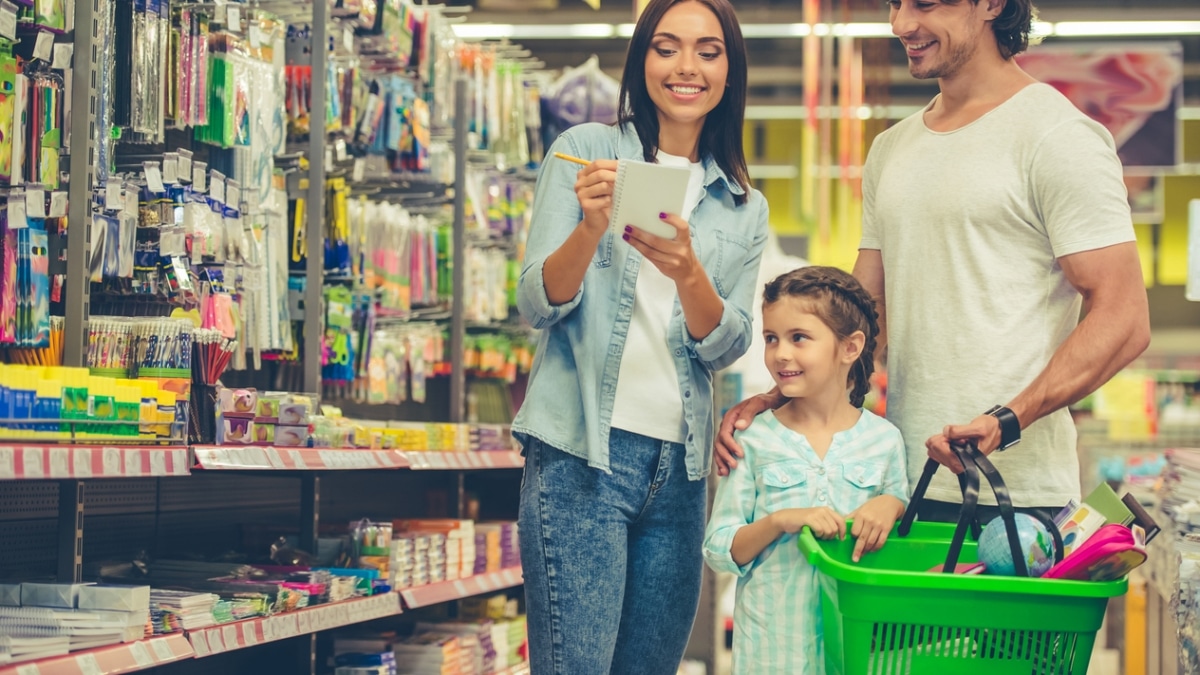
[565,154,619,234]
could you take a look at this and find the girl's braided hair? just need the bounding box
[762,266,880,408]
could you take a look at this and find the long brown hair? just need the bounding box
[762,267,880,408]
[617,0,750,205]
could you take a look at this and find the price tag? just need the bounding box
[48,447,70,477]
[343,27,353,53]
[15,664,40,675]
[51,43,73,70]
[0,2,18,41]
[145,163,166,194]
[130,641,155,666]
[210,175,226,204]
[49,191,68,218]
[150,637,174,660]
[102,447,122,475]
[265,447,285,468]
[125,183,139,216]
[297,611,313,634]
[453,580,468,597]
[241,621,259,645]
[352,158,366,183]
[178,151,193,183]
[162,153,179,185]
[289,450,307,469]
[227,5,240,31]
[124,449,142,476]
[212,1,225,23]
[227,182,241,210]
[67,452,96,481]
[335,139,348,162]
[173,449,189,474]
[222,624,239,650]
[150,450,167,476]
[33,31,53,62]
[191,630,210,657]
[22,447,43,479]
[75,654,102,675]
[0,447,14,479]
[8,197,25,229]
[193,162,207,191]
[105,181,123,211]
[207,628,225,653]
[25,188,45,219]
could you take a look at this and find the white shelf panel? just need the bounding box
[0,634,193,675]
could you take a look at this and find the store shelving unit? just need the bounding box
[0,1,528,673]
[398,568,524,610]
[187,593,404,659]
[0,446,191,480]
[191,447,524,472]
[0,635,194,675]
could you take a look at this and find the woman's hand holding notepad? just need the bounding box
[607,160,690,240]
[557,153,689,240]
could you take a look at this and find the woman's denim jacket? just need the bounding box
[513,122,769,480]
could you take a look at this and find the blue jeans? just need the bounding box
[519,429,706,675]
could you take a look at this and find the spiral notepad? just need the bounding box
[608,159,691,240]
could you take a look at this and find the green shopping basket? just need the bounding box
[797,443,1128,675]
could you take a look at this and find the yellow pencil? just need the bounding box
[553,152,592,166]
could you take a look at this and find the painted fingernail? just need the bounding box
[622,233,630,241]
[624,225,632,233]
[659,212,667,219]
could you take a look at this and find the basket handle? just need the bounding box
[965,444,1065,569]
[900,442,1064,576]
[898,448,978,537]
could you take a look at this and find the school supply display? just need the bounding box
[608,159,690,240]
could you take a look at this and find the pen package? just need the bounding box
[0,207,15,344]
[0,42,17,183]
[34,0,66,33]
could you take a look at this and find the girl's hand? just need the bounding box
[574,160,619,235]
[771,507,846,540]
[622,213,701,285]
[848,495,905,563]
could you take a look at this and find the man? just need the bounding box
[716,0,1150,525]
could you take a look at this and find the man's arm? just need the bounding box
[935,242,1150,464]
[851,249,887,358]
[1008,241,1150,425]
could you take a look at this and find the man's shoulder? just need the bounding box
[1011,83,1093,126]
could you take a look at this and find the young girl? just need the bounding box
[513,0,768,672]
[702,266,909,674]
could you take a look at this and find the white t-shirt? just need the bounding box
[610,151,707,443]
[860,83,1135,507]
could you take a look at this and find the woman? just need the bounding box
[513,0,768,672]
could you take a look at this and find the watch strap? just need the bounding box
[986,405,1021,451]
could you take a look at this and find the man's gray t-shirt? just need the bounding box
[860,83,1136,507]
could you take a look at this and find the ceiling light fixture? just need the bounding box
[452,21,1200,41]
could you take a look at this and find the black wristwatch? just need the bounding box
[985,405,1021,451]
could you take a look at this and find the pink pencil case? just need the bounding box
[1042,523,1146,582]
